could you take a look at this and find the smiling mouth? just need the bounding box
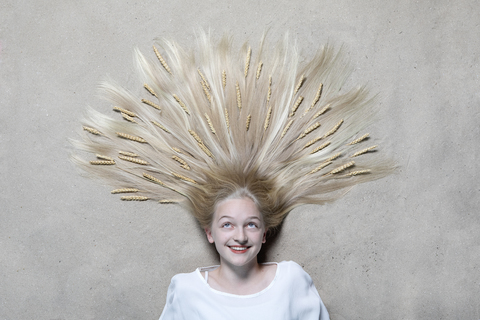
[228,246,250,253]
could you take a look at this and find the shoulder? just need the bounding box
[278,260,304,269]
[278,260,312,278]
[160,269,207,320]
[167,269,203,293]
[170,269,198,281]
[276,261,317,292]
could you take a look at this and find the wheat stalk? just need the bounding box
[143,173,184,195]
[348,133,369,145]
[172,172,197,184]
[324,119,343,138]
[83,126,101,135]
[153,45,172,75]
[189,130,213,157]
[111,188,139,194]
[303,136,322,149]
[345,169,371,176]
[244,47,251,78]
[236,82,242,110]
[113,106,136,117]
[141,99,161,110]
[119,155,149,165]
[289,96,304,118]
[267,76,272,103]
[222,70,226,88]
[297,122,321,140]
[304,83,323,115]
[121,196,148,201]
[172,155,190,170]
[116,132,147,143]
[201,80,212,103]
[351,145,377,158]
[310,141,331,154]
[204,113,216,134]
[143,173,166,186]
[308,161,332,174]
[326,152,342,162]
[96,154,114,161]
[198,142,214,158]
[246,114,252,131]
[294,74,305,94]
[224,108,230,129]
[197,69,210,90]
[264,106,272,131]
[173,94,190,115]
[281,119,294,138]
[90,160,115,165]
[256,61,263,79]
[329,161,355,174]
[144,83,158,98]
[152,121,170,133]
[122,112,137,123]
[188,130,203,144]
[119,151,138,157]
[312,104,330,120]
[159,199,180,204]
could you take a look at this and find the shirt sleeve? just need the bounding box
[318,291,330,320]
[158,276,177,320]
[306,268,329,320]
[286,261,330,320]
[159,274,194,320]
[159,273,206,320]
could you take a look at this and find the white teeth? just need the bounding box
[230,247,248,251]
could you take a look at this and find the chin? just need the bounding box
[221,248,260,267]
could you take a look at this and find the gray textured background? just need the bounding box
[1,1,479,319]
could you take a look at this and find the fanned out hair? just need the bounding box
[72,32,395,230]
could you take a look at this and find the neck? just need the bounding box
[216,257,261,285]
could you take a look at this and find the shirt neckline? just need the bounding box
[195,262,280,298]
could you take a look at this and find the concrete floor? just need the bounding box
[1,1,479,319]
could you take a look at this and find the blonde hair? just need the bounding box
[72,32,395,230]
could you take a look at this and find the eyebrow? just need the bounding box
[218,215,261,221]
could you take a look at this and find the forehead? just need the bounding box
[214,197,262,221]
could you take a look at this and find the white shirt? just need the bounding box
[159,261,329,320]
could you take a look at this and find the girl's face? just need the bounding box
[205,197,267,268]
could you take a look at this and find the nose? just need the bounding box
[233,227,247,244]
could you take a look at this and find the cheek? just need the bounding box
[250,229,266,243]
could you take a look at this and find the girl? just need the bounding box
[159,190,329,319]
[73,32,394,320]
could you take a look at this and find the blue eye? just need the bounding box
[247,222,257,228]
[222,223,231,228]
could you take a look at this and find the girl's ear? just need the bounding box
[205,228,214,244]
[262,228,268,243]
